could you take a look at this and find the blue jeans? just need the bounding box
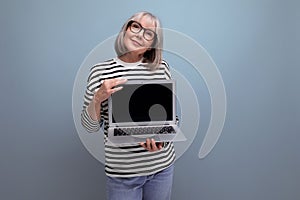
[106,165,174,200]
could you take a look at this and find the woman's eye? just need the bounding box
[145,31,154,38]
[132,23,140,30]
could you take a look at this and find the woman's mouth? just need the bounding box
[131,39,142,47]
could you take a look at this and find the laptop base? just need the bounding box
[107,128,186,145]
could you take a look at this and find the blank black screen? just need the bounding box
[111,83,173,123]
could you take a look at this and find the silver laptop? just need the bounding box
[107,79,186,144]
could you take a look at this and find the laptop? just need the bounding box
[107,79,186,144]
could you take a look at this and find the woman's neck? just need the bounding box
[118,53,143,63]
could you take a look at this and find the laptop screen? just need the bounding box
[110,81,174,124]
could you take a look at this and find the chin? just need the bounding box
[126,46,147,55]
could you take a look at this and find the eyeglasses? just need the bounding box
[127,20,157,41]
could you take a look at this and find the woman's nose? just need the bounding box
[136,29,144,40]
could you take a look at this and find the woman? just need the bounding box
[81,11,175,200]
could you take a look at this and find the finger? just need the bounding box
[140,140,150,151]
[103,86,122,96]
[150,139,158,151]
[156,142,163,150]
[112,78,127,87]
[115,78,128,84]
[101,78,118,89]
[102,79,113,89]
[112,86,123,93]
[146,138,151,150]
[139,142,146,149]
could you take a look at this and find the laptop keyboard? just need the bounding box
[114,126,176,136]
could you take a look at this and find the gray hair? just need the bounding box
[114,11,163,70]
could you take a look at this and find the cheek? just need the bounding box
[123,32,130,44]
[145,41,153,48]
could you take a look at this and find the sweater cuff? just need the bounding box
[81,108,101,132]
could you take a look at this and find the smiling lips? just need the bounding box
[131,38,142,47]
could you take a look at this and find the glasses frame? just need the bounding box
[127,20,157,41]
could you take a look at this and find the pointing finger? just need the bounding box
[112,86,123,93]
[114,78,127,86]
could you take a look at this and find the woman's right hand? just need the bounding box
[93,78,128,104]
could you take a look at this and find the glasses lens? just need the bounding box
[130,22,141,33]
[144,30,155,41]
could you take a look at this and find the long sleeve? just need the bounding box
[80,67,104,133]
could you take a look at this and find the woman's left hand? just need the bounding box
[140,139,163,152]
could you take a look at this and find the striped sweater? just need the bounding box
[81,57,175,177]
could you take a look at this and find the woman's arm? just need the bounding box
[81,76,127,133]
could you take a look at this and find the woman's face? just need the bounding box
[123,16,156,57]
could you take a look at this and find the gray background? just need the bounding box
[1,0,299,200]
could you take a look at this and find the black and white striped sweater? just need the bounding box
[81,57,175,177]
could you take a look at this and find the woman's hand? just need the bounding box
[88,78,127,121]
[140,139,163,152]
[93,78,127,103]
